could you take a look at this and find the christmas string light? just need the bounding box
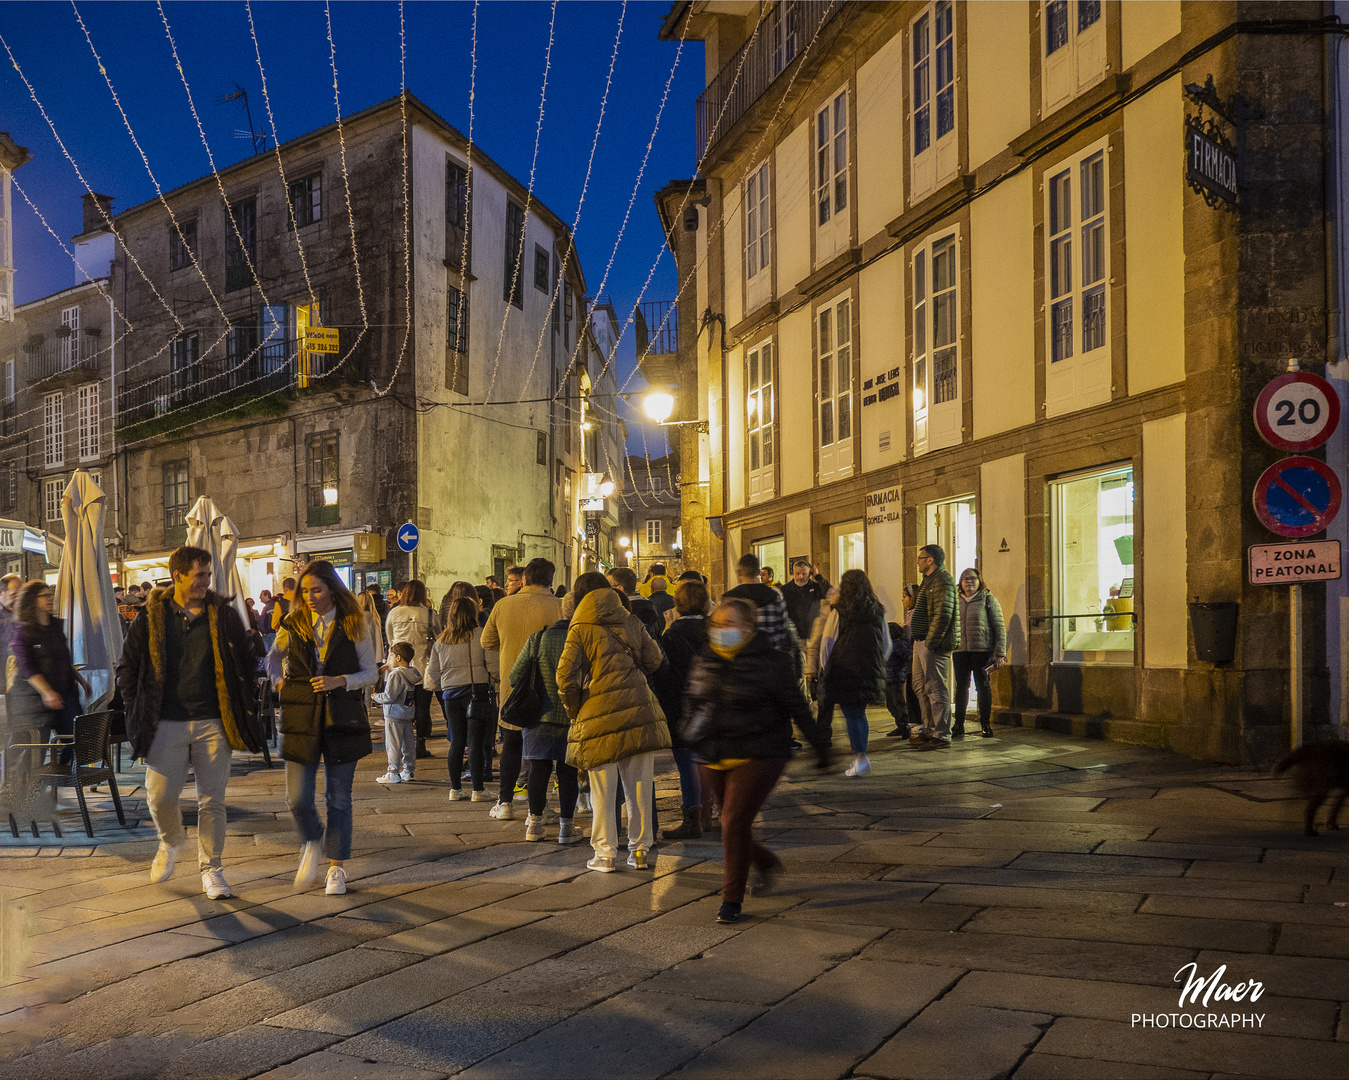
[323,0,369,341]
[374,1,412,396]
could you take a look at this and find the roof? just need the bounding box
[15,277,111,311]
[90,92,579,256]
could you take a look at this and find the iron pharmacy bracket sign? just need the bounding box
[1184,75,1238,211]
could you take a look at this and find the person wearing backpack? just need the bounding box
[426,597,498,801]
[372,642,421,784]
[513,594,582,844]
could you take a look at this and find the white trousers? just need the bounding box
[587,751,656,858]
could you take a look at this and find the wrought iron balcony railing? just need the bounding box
[25,335,104,382]
[635,301,679,360]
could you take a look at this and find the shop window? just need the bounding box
[1044,140,1111,418]
[306,432,340,528]
[745,160,773,310]
[831,520,865,577]
[43,391,63,469]
[912,229,962,456]
[1042,1,1105,116]
[746,338,775,504]
[163,459,189,547]
[910,0,958,203]
[814,88,850,265]
[817,293,854,484]
[1052,464,1134,664]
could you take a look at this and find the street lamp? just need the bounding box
[642,386,708,433]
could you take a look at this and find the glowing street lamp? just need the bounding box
[643,389,675,424]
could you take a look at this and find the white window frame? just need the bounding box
[909,0,958,204]
[814,87,850,266]
[0,169,12,322]
[43,391,63,469]
[44,477,62,523]
[646,518,661,545]
[1,460,15,511]
[744,160,773,312]
[77,383,100,462]
[60,305,80,370]
[912,228,962,456]
[4,359,13,403]
[1044,137,1111,418]
[1042,0,1106,116]
[817,292,855,484]
[746,337,775,504]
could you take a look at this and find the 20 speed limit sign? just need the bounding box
[1254,371,1340,452]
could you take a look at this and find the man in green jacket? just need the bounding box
[910,544,958,749]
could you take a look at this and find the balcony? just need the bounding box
[695,0,841,160]
[116,338,338,427]
[635,301,679,360]
[25,333,104,383]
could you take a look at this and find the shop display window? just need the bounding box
[1052,465,1134,663]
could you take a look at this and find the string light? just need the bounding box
[323,0,369,337]
[375,2,412,396]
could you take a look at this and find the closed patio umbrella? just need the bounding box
[54,470,122,711]
[185,496,252,625]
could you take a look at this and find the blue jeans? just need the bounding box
[840,701,870,754]
[286,758,358,861]
[671,746,701,809]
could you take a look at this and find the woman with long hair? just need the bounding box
[818,569,891,778]
[439,580,482,629]
[516,592,582,844]
[385,579,439,757]
[953,567,1005,738]
[8,580,88,761]
[266,560,378,896]
[425,595,498,800]
[354,588,387,671]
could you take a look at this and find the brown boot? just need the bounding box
[663,807,703,841]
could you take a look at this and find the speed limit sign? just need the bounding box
[1254,371,1340,452]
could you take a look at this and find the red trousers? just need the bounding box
[700,757,788,904]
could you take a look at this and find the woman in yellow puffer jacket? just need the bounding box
[557,572,670,873]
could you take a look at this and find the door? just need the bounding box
[295,300,321,388]
[830,519,866,578]
[753,537,786,585]
[925,495,977,577]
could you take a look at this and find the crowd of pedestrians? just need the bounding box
[11,536,990,923]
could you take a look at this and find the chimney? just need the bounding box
[82,192,113,234]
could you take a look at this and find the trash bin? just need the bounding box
[1190,601,1238,665]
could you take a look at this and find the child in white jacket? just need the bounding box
[373,642,422,783]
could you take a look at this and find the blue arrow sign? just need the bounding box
[396,522,420,553]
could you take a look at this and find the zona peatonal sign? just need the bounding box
[1186,117,1238,208]
[1249,539,1342,585]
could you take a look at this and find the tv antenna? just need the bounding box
[218,84,267,154]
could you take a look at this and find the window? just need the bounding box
[170,333,200,405]
[745,160,773,310]
[162,459,189,546]
[746,339,775,503]
[446,284,468,395]
[306,432,340,527]
[534,245,550,292]
[60,305,80,370]
[816,295,854,483]
[564,282,574,350]
[227,314,260,382]
[2,360,13,436]
[0,169,12,323]
[910,1,958,201]
[288,173,322,229]
[537,430,548,466]
[814,89,849,264]
[912,230,962,455]
[831,520,866,576]
[446,159,470,268]
[649,475,666,493]
[170,219,197,271]
[77,383,99,462]
[1044,141,1111,417]
[1043,1,1105,115]
[646,519,661,546]
[225,197,257,291]
[769,1,797,76]
[42,391,63,468]
[0,460,15,512]
[552,253,561,333]
[504,200,525,309]
[1052,464,1134,664]
[44,478,61,523]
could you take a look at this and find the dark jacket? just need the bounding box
[885,622,912,686]
[628,594,664,640]
[116,588,264,757]
[681,633,823,761]
[780,576,829,641]
[7,617,80,729]
[723,582,801,675]
[276,614,372,766]
[823,601,889,707]
[911,567,958,653]
[649,591,675,618]
[653,615,708,746]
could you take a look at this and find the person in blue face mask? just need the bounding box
[679,598,831,925]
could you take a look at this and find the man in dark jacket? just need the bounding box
[780,561,829,641]
[909,543,958,749]
[607,566,663,640]
[724,553,801,676]
[116,546,262,899]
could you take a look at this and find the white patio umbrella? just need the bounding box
[54,470,123,712]
[185,496,252,625]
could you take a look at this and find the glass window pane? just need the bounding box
[1078,0,1101,32]
[934,346,957,404]
[1051,298,1074,362]
[838,393,851,440]
[1082,219,1104,287]
[838,345,850,394]
[915,251,926,302]
[763,425,773,465]
[1081,152,1104,218]
[1050,171,1071,234]
[1051,235,1072,299]
[915,300,926,356]
[821,400,833,445]
[1082,285,1106,351]
[836,301,850,344]
[818,309,832,355]
[749,350,759,390]
[1053,465,1134,663]
[1046,0,1069,54]
[934,293,956,348]
[750,432,760,471]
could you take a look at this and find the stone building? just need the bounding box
[71,94,602,599]
[655,0,1349,763]
[618,453,685,579]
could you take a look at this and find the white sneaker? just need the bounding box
[295,840,323,889]
[375,771,402,785]
[576,792,592,815]
[489,801,515,821]
[448,788,465,802]
[149,841,179,884]
[557,819,583,844]
[325,865,347,895]
[471,790,489,802]
[524,814,547,841]
[400,768,414,782]
[845,756,871,778]
[202,867,232,899]
[627,850,651,870]
[586,854,616,873]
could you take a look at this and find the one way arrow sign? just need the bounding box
[396,522,420,553]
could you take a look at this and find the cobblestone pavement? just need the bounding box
[1,712,1348,1080]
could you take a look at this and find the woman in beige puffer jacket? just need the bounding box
[556,574,670,872]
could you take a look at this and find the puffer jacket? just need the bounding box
[556,587,670,771]
[511,620,570,728]
[911,567,958,652]
[957,588,1006,656]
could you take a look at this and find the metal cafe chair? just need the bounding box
[10,711,126,839]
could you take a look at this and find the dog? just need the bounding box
[1273,741,1349,836]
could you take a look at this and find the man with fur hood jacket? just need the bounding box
[116,546,263,900]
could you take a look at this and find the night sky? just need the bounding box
[0,0,699,445]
